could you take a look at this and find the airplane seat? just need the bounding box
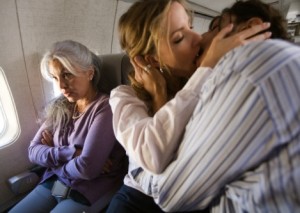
[97,53,132,93]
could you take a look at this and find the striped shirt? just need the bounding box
[149,39,300,212]
[110,39,300,212]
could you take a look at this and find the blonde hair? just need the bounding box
[118,0,192,114]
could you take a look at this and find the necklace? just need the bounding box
[72,91,98,119]
[72,104,84,119]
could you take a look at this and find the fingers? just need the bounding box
[244,31,272,44]
[134,55,148,69]
[42,130,52,141]
[214,23,233,40]
[41,130,53,146]
[131,59,143,82]
[143,64,152,73]
[237,22,270,40]
[134,56,159,75]
[134,56,155,73]
[41,138,47,145]
[102,159,113,174]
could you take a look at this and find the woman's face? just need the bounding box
[157,2,205,78]
[49,59,92,103]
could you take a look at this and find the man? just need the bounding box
[147,1,300,212]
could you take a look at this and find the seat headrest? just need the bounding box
[98,53,133,93]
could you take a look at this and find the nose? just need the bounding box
[201,31,209,37]
[192,31,203,47]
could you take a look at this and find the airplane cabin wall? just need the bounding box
[0,0,131,210]
[0,0,212,211]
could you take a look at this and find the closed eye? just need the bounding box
[174,36,184,44]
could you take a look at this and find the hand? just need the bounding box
[101,159,113,174]
[132,56,168,113]
[41,130,54,147]
[200,22,272,68]
[74,147,82,157]
[132,56,166,97]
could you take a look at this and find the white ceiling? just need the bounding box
[188,0,300,21]
[188,0,236,13]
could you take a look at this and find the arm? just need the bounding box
[51,100,117,180]
[154,40,300,211]
[130,57,168,114]
[110,67,212,174]
[111,22,272,175]
[28,123,76,167]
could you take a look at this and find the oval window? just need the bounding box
[0,67,20,148]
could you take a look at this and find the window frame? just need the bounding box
[0,66,21,148]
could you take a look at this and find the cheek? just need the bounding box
[159,42,196,77]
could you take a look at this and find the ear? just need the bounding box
[144,55,160,68]
[246,17,263,28]
[237,17,264,32]
[88,69,95,80]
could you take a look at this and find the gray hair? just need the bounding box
[40,40,106,131]
[41,40,102,90]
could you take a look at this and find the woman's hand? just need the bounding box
[41,130,54,147]
[132,56,168,113]
[101,159,113,174]
[200,22,272,68]
[74,147,82,157]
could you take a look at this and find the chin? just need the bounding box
[65,96,75,103]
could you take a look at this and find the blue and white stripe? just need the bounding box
[149,40,300,212]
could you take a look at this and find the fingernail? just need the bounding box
[263,22,270,27]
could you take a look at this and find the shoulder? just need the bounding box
[89,92,111,113]
[228,39,299,63]
[110,85,135,98]
[214,40,300,80]
[109,85,146,113]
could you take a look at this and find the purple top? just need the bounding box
[28,93,128,204]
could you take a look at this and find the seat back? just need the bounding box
[98,53,132,93]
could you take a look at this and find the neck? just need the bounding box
[76,89,98,113]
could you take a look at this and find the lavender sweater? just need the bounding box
[28,93,128,204]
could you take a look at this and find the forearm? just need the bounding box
[28,124,76,167]
[110,67,212,174]
[152,89,168,114]
[52,104,117,180]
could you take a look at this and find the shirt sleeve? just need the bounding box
[153,40,300,211]
[51,100,118,180]
[28,123,76,167]
[109,67,212,174]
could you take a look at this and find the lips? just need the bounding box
[63,91,72,97]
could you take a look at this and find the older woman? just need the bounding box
[9,40,128,213]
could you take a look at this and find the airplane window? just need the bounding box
[0,67,20,148]
[0,102,5,135]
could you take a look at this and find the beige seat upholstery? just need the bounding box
[98,53,132,93]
